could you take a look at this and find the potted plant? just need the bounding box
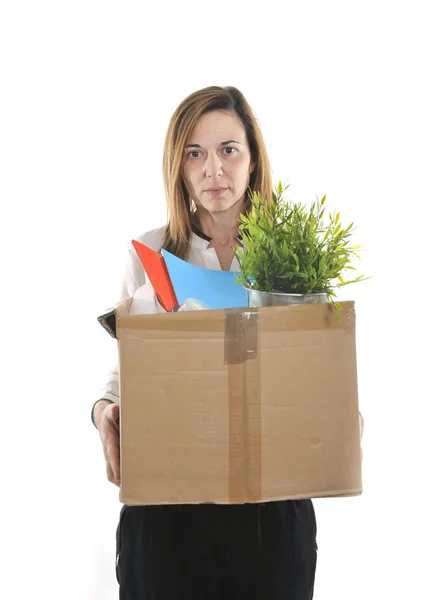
[234,182,369,311]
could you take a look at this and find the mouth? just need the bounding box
[205,187,228,197]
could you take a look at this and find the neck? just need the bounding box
[195,202,244,247]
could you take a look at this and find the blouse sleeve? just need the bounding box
[96,242,161,405]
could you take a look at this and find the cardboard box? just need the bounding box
[99,300,362,505]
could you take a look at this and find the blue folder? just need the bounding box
[161,249,248,310]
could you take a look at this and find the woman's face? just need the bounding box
[182,110,254,215]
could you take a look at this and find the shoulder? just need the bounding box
[120,226,167,298]
[131,225,167,252]
[127,225,167,263]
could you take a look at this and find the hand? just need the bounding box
[95,401,121,487]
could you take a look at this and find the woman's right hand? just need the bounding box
[94,401,121,486]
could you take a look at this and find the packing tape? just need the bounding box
[224,309,262,503]
[224,310,259,365]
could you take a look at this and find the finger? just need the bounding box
[102,429,119,459]
[107,449,120,483]
[106,459,115,485]
[105,440,121,484]
[106,452,120,487]
[105,412,120,435]
[108,404,120,426]
[113,457,120,485]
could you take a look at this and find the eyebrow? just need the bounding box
[184,139,243,148]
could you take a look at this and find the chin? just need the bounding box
[203,195,243,214]
[207,201,230,213]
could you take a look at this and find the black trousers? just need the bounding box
[116,500,317,599]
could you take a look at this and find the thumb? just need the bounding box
[107,403,120,427]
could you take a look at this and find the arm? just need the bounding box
[93,228,166,412]
[93,233,164,485]
[92,241,146,415]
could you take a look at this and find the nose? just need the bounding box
[205,152,223,179]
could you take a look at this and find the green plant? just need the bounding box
[235,182,370,310]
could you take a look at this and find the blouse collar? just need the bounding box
[190,222,242,244]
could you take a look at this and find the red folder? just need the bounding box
[131,240,178,312]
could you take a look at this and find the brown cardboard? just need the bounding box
[99,300,362,505]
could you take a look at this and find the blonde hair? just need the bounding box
[162,86,273,259]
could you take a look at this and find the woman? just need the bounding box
[92,86,318,599]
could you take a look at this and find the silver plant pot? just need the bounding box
[245,287,328,307]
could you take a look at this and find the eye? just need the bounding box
[187,150,201,158]
[223,146,237,155]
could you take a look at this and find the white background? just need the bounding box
[1,1,438,598]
